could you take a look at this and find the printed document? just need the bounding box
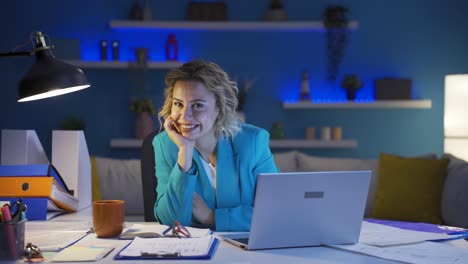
[360,221,456,246]
[331,241,468,264]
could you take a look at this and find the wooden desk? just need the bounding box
[31,208,466,263]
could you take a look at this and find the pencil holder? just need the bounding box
[0,220,26,260]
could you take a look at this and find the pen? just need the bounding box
[141,252,181,258]
[162,226,172,235]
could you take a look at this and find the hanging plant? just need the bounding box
[323,5,349,83]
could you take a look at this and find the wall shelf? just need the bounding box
[65,60,183,69]
[109,20,359,32]
[110,138,357,149]
[110,138,143,148]
[283,100,432,109]
[270,139,357,149]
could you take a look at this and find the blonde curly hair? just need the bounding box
[158,59,241,139]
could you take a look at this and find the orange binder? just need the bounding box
[0,177,78,211]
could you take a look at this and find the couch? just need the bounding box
[92,151,468,228]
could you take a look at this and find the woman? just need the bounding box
[154,59,278,231]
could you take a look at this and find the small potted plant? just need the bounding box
[130,98,156,139]
[130,98,156,115]
[341,74,362,101]
[59,115,86,131]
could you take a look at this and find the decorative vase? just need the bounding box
[134,112,155,139]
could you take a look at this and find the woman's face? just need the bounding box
[171,80,219,141]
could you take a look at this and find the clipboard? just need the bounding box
[113,237,219,260]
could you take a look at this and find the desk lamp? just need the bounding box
[0,31,90,102]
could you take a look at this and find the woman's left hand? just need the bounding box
[192,193,215,227]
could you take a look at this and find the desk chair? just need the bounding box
[140,130,160,222]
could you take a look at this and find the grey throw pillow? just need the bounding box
[273,151,299,172]
[441,154,468,228]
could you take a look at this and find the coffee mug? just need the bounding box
[93,200,125,238]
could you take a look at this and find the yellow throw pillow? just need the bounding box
[90,156,102,201]
[371,153,449,224]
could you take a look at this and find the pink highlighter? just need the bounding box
[2,204,19,258]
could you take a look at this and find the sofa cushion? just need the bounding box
[371,153,449,224]
[295,152,378,217]
[273,151,299,172]
[93,156,143,215]
[441,154,468,228]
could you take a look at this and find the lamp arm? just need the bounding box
[0,32,51,58]
[0,51,33,57]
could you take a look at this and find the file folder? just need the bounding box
[0,164,78,220]
[0,164,71,193]
[0,177,78,211]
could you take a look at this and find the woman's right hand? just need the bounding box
[164,114,195,172]
[164,114,195,149]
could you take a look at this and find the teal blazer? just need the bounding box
[153,124,279,231]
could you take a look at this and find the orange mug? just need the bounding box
[93,200,125,238]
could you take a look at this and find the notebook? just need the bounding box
[220,171,371,250]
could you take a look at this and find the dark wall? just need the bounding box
[2,0,468,159]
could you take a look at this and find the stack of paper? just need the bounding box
[26,221,92,251]
[329,221,468,264]
[359,221,456,246]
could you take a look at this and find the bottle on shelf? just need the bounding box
[112,40,119,61]
[165,34,178,61]
[100,40,108,61]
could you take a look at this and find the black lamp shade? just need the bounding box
[18,48,90,102]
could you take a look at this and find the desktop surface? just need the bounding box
[23,208,467,264]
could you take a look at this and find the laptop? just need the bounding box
[220,171,371,250]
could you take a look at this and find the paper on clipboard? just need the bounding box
[119,235,215,257]
[121,224,211,239]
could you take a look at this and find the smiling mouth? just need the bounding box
[180,124,198,132]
